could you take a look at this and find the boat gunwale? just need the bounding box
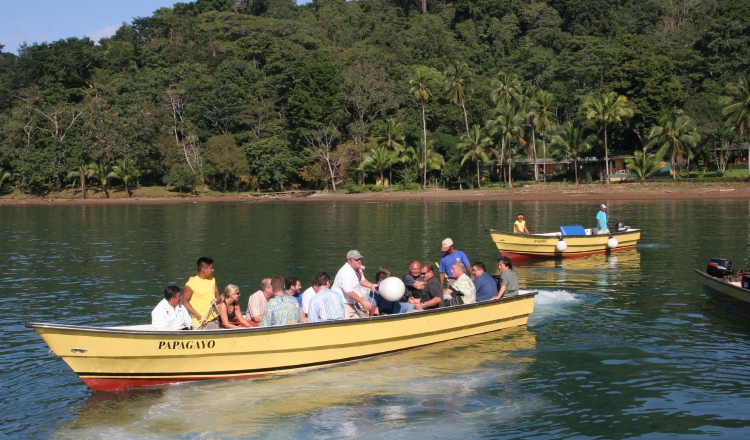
[695,269,750,294]
[486,228,642,238]
[25,291,538,336]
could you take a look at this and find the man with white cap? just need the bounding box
[438,238,471,287]
[596,204,609,234]
[331,250,378,319]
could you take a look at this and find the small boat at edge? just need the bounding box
[696,258,750,305]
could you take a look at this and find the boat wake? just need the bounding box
[534,289,583,305]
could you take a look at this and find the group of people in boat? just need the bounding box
[151,238,520,331]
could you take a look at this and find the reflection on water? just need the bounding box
[514,250,642,290]
[5,200,750,438]
[60,330,536,438]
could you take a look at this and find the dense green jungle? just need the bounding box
[0,0,749,196]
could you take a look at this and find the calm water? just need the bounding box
[2,199,750,439]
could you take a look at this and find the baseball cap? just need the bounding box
[600,204,607,209]
[441,238,453,251]
[346,250,363,260]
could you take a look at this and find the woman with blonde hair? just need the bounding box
[217,284,252,328]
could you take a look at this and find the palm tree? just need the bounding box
[444,61,472,134]
[486,102,521,183]
[491,72,523,106]
[108,158,141,198]
[373,119,406,153]
[521,87,540,182]
[359,146,400,186]
[503,140,526,189]
[67,163,93,199]
[625,150,661,180]
[457,125,497,189]
[0,167,12,193]
[581,91,634,184]
[88,161,112,198]
[719,74,750,176]
[533,90,558,183]
[647,110,700,179]
[373,118,406,185]
[409,69,434,189]
[549,121,597,185]
[404,136,444,187]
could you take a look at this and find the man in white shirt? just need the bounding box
[331,250,378,319]
[152,286,193,330]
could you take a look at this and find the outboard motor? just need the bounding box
[616,222,631,232]
[707,258,733,277]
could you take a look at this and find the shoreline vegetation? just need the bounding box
[1,0,749,199]
[2,181,749,205]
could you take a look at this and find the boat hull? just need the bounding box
[28,293,536,392]
[696,270,750,304]
[488,229,641,259]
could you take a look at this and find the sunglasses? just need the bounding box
[420,271,430,275]
[231,292,240,296]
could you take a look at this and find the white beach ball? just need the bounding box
[556,238,568,252]
[378,277,406,302]
[607,237,619,249]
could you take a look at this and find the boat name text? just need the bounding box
[158,340,216,350]
[534,239,548,243]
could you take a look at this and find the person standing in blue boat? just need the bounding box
[596,204,609,234]
[439,238,471,287]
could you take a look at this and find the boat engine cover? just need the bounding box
[707,258,733,277]
[616,222,631,232]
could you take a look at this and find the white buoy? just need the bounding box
[378,277,406,302]
[556,238,568,252]
[607,236,618,249]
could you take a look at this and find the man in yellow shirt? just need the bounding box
[183,257,222,330]
[514,214,530,234]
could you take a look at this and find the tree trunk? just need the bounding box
[103,183,109,198]
[80,174,86,199]
[422,103,427,190]
[224,170,229,191]
[500,136,506,183]
[604,124,610,185]
[542,131,547,184]
[124,180,131,198]
[421,0,427,13]
[532,134,538,182]
[326,159,337,192]
[476,160,481,189]
[508,162,513,188]
[461,99,469,134]
[574,159,579,184]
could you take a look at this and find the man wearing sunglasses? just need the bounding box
[410,263,443,311]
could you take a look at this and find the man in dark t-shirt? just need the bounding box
[410,263,443,310]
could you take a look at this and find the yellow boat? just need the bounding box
[27,293,537,392]
[487,227,642,259]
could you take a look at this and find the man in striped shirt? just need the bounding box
[308,273,345,323]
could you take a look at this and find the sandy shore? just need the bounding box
[1,182,749,205]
